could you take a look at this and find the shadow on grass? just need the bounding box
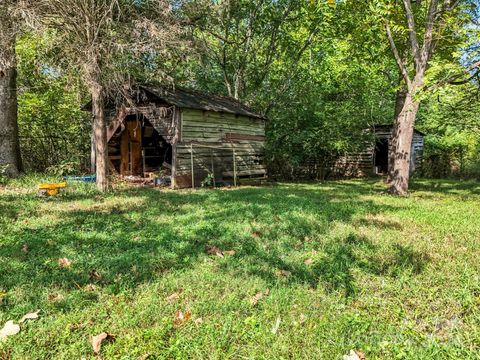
[0,181,431,303]
[410,179,480,196]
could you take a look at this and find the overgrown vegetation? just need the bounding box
[1,0,478,184]
[1,178,479,358]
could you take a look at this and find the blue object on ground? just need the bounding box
[64,175,96,183]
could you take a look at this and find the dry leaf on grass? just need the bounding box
[194,317,203,325]
[355,351,366,360]
[205,245,224,257]
[48,294,64,302]
[58,257,71,268]
[343,350,365,360]
[250,289,269,306]
[173,310,192,327]
[19,310,40,323]
[304,258,313,266]
[21,244,29,253]
[91,332,115,354]
[251,231,261,238]
[165,292,180,304]
[275,269,291,277]
[84,284,96,292]
[89,269,102,281]
[223,250,236,256]
[0,321,20,341]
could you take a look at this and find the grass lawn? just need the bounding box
[1,178,480,359]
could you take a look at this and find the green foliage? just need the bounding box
[0,165,10,186]
[201,173,215,188]
[1,180,480,357]
[10,0,480,180]
[418,84,480,179]
[16,33,90,173]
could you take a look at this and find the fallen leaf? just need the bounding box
[194,317,203,325]
[91,332,115,354]
[84,284,96,292]
[299,313,306,325]
[165,292,180,304]
[21,244,29,253]
[48,294,64,302]
[223,250,236,256]
[19,310,40,323]
[250,291,268,306]
[275,269,291,277]
[173,310,192,327]
[343,350,363,360]
[355,350,366,360]
[58,257,71,268]
[271,316,281,334]
[304,258,313,266]
[0,321,20,341]
[251,231,261,238]
[205,245,223,257]
[89,269,102,281]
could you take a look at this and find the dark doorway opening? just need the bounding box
[108,114,172,176]
[374,138,389,174]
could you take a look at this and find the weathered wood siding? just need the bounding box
[326,128,424,178]
[411,132,424,174]
[173,109,266,188]
[333,129,424,177]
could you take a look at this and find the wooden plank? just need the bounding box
[120,130,129,175]
[224,133,265,141]
[222,169,266,177]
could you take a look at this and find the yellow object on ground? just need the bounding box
[38,182,67,196]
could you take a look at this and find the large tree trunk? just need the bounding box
[90,81,108,192]
[387,85,407,183]
[387,91,419,195]
[0,10,22,177]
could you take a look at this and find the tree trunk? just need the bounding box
[0,15,22,177]
[387,85,407,183]
[387,91,419,195]
[90,82,108,191]
[90,124,96,173]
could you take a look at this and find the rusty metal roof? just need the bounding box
[141,85,265,120]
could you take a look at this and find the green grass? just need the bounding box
[1,178,480,359]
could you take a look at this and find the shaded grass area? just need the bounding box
[1,178,480,359]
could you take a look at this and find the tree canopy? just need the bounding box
[4,0,480,187]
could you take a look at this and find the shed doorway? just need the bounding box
[374,138,389,174]
[108,115,172,176]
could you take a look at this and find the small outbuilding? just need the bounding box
[104,85,266,188]
[333,125,425,177]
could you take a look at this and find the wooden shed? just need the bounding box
[333,125,425,177]
[104,85,266,188]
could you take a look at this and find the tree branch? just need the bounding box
[427,60,480,91]
[420,0,438,67]
[385,21,413,91]
[402,0,421,68]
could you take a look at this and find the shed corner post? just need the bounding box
[233,147,237,187]
[190,143,195,189]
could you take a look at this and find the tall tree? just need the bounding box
[382,0,479,194]
[0,1,23,177]
[36,0,182,191]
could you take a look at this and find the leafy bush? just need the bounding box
[201,173,215,188]
[0,165,10,186]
